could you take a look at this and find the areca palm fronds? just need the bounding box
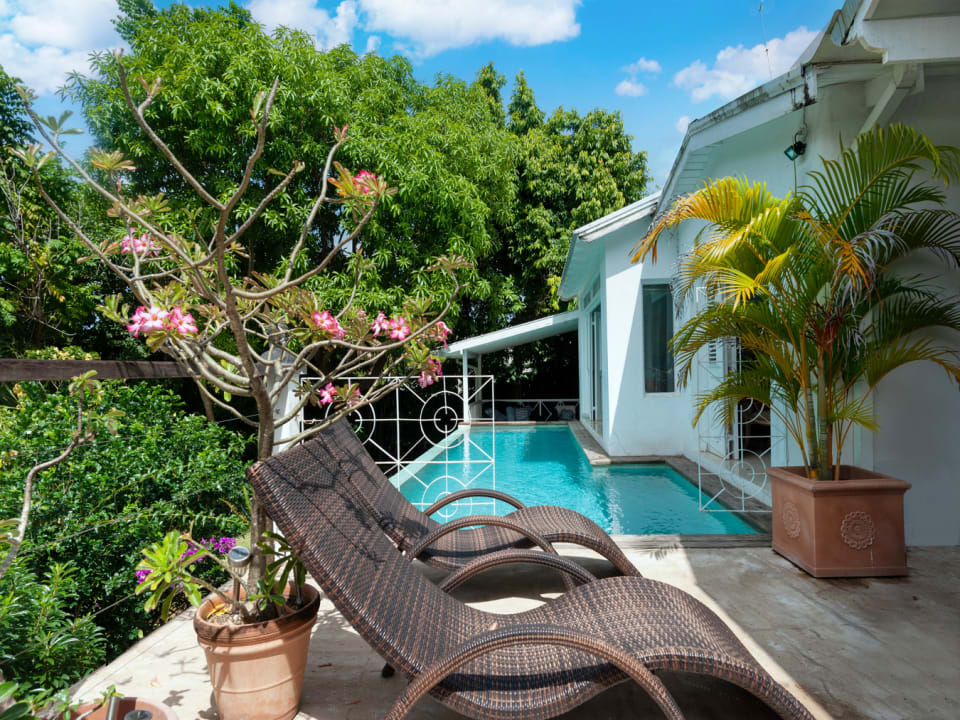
[632,124,960,481]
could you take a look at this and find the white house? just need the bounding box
[448,0,960,546]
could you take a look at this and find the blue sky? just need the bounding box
[4,0,839,185]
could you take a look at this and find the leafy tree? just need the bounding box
[1,67,134,357]
[473,67,649,391]
[505,73,648,317]
[67,2,519,329]
[0,69,32,149]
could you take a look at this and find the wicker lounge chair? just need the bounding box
[311,420,639,579]
[248,435,815,720]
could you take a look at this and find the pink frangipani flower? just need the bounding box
[126,305,196,337]
[355,170,377,194]
[121,229,159,256]
[418,358,443,388]
[371,311,389,337]
[318,382,336,405]
[311,310,346,339]
[433,320,451,347]
[388,316,411,341]
[168,306,198,335]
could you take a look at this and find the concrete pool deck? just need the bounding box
[72,545,959,719]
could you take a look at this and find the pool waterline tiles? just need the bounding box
[391,425,758,535]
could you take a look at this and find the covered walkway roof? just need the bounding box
[440,309,579,358]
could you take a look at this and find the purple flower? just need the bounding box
[135,568,151,585]
[212,537,237,553]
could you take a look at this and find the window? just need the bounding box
[643,284,675,393]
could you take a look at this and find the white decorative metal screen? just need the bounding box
[692,286,779,514]
[300,375,498,518]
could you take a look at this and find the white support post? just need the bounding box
[272,373,301,453]
[461,350,471,423]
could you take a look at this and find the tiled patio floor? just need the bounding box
[73,545,960,719]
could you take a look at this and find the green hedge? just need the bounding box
[0,380,251,688]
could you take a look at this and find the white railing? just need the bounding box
[299,375,499,518]
[472,398,579,423]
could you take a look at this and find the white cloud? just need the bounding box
[622,57,661,75]
[364,35,381,54]
[0,0,122,96]
[615,79,647,97]
[9,0,119,51]
[357,0,581,57]
[675,115,691,133]
[248,0,358,49]
[673,26,818,102]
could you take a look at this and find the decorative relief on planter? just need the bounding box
[782,502,801,538]
[840,511,876,550]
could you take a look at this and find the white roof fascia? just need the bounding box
[659,65,817,205]
[558,192,660,300]
[575,192,661,243]
[440,309,580,358]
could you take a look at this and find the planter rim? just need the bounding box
[769,465,911,494]
[193,582,320,646]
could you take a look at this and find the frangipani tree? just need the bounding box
[632,124,960,482]
[11,56,464,597]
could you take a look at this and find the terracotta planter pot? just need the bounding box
[769,465,911,578]
[193,584,321,720]
[68,697,178,719]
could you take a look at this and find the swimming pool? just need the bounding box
[392,425,758,535]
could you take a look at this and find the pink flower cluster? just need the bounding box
[311,311,345,339]
[355,170,377,195]
[371,312,411,341]
[121,229,159,256]
[433,321,451,347]
[127,306,198,337]
[418,358,443,388]
[318,382,361,407]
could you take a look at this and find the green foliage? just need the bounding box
[0,380,250,676]
[0,68,33,149]
[473,67,649,388]
[0,70,128,357]
[67,2,518,325]
[634,124,960,480]
[0,560,105,690]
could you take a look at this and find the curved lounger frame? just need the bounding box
[248,436,815,720]
[314,419,641,578]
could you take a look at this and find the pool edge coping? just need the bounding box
[567,421,773,533]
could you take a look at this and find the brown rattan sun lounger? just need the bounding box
[313,420,639,578]
[248,435,814,720]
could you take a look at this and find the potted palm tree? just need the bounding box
[632,124,960,577]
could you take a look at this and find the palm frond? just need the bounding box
[631,177,780,263]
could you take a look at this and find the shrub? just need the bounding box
[0,560,105,690]
[0,380,250,684]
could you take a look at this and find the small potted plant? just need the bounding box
[14,52,462,719]
[631,124,960,577]
[136,530,313,720]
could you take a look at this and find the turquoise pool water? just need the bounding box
[394,425,758,535]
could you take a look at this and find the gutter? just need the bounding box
[659,63,818,206]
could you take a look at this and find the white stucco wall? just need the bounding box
[571,67,959,544]
[869,72,960,546]
[601,222,689,456]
